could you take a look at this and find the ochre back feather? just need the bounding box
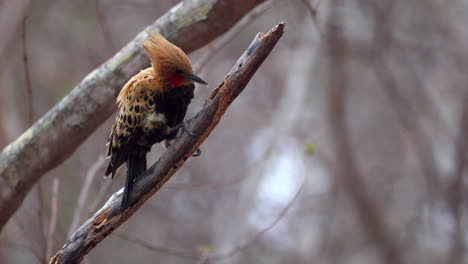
[116,68,156,106]
[140,33,192,79]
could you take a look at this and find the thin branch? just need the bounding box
[208,176,304,260]
[95,0,117,53]
[21,12,33,125]
[37,182,46,263]
[300,0,324,38]
[68,156,106,236]
[447,90,468,264]
[4,241,43,264]
[12,215,43,263]
[49,23,285,264]
[17,12,48,258]
[87,172,115,214]
[0,0,268,232]
[194,0,275,73]
[165,168,250,190]
[117,173,304,261]
[114,233,199,259]
[368,6,443,201]
[196,252,211,264]
[325,2,403,264]
[46,177,60,259]
[0,0,31,67]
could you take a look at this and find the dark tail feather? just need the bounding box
[105,162,116,178]
[121,151,147,211]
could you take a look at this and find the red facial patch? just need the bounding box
[167,73,185,87]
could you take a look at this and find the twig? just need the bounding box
[12,215,43,263]
[0,0,268,232]
[37,182,46,263]
[4,241,43,264]
[68,156,106,236]
[0,0,31,62]
[366,1,442,207]
[165,169,249,189]
[87,173,114,214]
[49,23,285,264]
[447,91,468,264]
[21,9,42,261]
[325,3,403,264]
[208,176,304,260]
[46,177,60,260]
[95,0,117,53]
[117,173,304,261]
[21,13,33,125]
[114,233,199,259]
[194,0,275,73]
[300,0,324,38]
[196,252,211,264]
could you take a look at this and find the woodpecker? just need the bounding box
[105,33,207,210]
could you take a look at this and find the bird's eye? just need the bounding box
[174,68,183,75]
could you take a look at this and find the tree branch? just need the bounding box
[325,2,402,263]
[49,22,285,264]
[0,0,267,231]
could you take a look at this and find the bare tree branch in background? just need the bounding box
[4,239,42,264]
[49,23,285,264]
[45,178,60,260]
[36,183,46,264]
[165,169,250,189]
[365,2,443,201]
[21,13,33,126]
[326,2,403,264]
[95,0,117,54]
[447,90,468,264]
[0,0,267,231]
[0,0,32,147]
[193,0,323,74]
[87,172,115,216]
[118,174,303,261]
[300,0,323,37]
[68,156,106,237]
[20,9,48,263]
[7,216,43,263]
[115,232,200,259]
[0,0,31,62]
[194,0,275,73]
[206,176,303,261]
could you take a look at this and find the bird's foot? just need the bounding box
[166,120,197,137]
[192,148,202,157]
[177,121,202,156]
[164,122,202,157]
[177,120,197,137]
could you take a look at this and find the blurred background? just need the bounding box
[1,0,467,263]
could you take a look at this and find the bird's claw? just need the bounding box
[165,121,201,157]
[176,121,201,157]
[176,120,197,137]
[192,148,202,157]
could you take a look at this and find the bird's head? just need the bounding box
[141,33,207,88]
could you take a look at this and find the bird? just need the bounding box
[105,33,207,211]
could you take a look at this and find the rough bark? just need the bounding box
[49,23,285,264]
[0,0,266,231]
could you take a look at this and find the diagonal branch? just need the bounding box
[0,0,267,232]
[49,23,285,264]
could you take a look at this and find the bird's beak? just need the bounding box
[185,73,208,85]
